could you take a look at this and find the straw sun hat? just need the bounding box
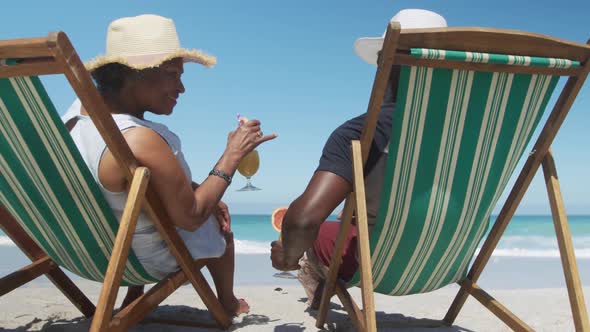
[354,9,448,65]
[85,14,216,71]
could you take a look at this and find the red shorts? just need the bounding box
[312,221,358,282]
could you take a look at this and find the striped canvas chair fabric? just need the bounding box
[349,49,579,295]
[0,73,157,285]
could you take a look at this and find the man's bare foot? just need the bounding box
[121,285,144,309]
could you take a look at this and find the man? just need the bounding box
[270,9,448,307]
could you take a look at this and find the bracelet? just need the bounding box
[209,169,232,185]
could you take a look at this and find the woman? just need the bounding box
[67,14,276,316]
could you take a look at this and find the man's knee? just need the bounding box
[284,202,324,231]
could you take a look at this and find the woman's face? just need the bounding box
[133,58,185,116]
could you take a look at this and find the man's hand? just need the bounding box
[270,241,300,271]
[214,200,231,233]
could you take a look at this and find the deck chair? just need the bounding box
[0,32,232,331]
[315,23,590,332]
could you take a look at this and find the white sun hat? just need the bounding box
[354,9,447,65]
[85,14,216,71]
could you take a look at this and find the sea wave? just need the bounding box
[0,236,274,254]
[498,235,590,249]
[477,248,590,258]
[3,235,590,258]
[234,239,271,254]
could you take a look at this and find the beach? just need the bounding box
[1,276,588,331]
[1,250,590,331]
[2,215,590,331]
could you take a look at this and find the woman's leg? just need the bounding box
[203,232,249,316]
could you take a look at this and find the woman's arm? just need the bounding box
[99,120,275,231]
[192,181,231,233]
[122,127,230,231]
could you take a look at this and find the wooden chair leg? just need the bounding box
[0,206,95,317]
[0,256,55,296]
[179,264,231,329]
[444,179,525,325]
[90,167,150,332]
[444,281,469,325]
[316,193,356,329]
[460,279,534,332]
[335,281,365,331]
[46,266,96,317]
[112,261,203,328]
[352,140,377,332]
[542,149,590,331]
[446,149,590,331]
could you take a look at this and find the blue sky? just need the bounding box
[2,0,589,215]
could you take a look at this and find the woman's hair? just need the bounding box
[90,63,142,95]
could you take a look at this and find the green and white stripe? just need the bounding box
[349,50,561,295]
[411,48,580,68]
[0,75,157,285]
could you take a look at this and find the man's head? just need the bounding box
[354,9,447,65]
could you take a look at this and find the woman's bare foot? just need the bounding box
[222,297,250,317]
[236,298,250,315]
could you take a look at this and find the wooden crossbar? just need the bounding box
[460,279,533,332]
[0,256,55,296]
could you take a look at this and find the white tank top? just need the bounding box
[69,112,191,232]
[65,101,226,278]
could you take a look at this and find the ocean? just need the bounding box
[2,214,590,288]
[2,214,590,258]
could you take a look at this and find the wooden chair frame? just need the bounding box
[0,32,232,331]
[316,23,590,332]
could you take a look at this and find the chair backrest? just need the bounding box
[0,71,157,285]
[350,48,580,295]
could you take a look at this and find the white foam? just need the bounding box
[3,235,590,258]
[499,235,590,249]
[480,248,590,259]
[195,238,590,258]
[234,239,271,255]
[0,235,274,254]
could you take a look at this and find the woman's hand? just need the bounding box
[226,119,277,161]
[214,200,231,233]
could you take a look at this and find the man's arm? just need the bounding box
[271,171,351,270]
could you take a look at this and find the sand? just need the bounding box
[0,280,587,331]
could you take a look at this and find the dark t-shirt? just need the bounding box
[315,75,397,226]
[316,65,399,185]
[316,88,396,184]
